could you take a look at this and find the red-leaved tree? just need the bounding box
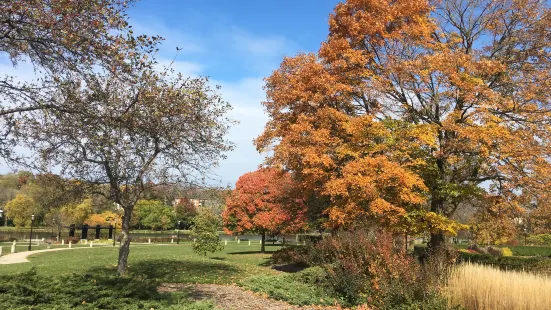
[223,168,306,252]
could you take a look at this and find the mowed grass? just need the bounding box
[0,243,286,309]
[0,242,279,284]
[445,262,551,310]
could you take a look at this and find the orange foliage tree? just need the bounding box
[85,211,122,227]
[469,196,522,245]
[223,168,307,252]
[529,203,551,235]
[256,0,551,249]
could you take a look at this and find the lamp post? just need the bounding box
[0,209,3,226]
[177,220,181,244]
[524,228,527,245]
[28,214,35,251]
[112,220,117,247]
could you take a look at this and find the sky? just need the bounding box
[125,0,340,186]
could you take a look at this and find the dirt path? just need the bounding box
[158,283,340,310]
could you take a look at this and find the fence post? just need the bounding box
[90,241,93,248]
[62,240,65,245]
[248,240,251,246]
[108,225,113,239]
[224,240,227,246]
[95,225,101,240]
[0,246,2,256]
[69,241,72,248]
[11,244,15,253]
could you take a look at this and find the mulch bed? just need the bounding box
[158,283,341,310]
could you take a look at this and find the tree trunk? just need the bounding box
[428,196,446,252]
[261,231,266,253]
[428,232,445,251]
[117,207,133,276]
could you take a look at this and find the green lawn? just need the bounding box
[0,243,295,309]
[0,243,279,283]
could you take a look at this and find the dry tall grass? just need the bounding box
[444,262,551,310]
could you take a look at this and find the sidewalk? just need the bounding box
[0,243,175,265]
[0,248,73,264]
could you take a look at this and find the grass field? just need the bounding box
[0,242,294,309]
[0,243,280,282]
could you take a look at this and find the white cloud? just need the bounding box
[208,77,270,185]
[231,27,291,58]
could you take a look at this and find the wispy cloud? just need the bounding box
[230,27,293,58]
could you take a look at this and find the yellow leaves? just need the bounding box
[423,212,468,236]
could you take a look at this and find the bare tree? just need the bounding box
[23,61,233,275]
[0,0,159,162]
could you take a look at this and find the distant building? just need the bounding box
[173,197,207,208]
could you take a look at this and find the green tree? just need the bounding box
[4,194,38,227]
[191,208,224,256]
[138,201,175,231]
[63,199,94,225]
[173,199,198,230]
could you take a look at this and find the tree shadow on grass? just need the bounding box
[128,259,240,283]
[226,251,271,255]
[226,244,283,255]
[272,263,308,273]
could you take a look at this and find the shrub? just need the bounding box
[0,268,215,309]
[271,246,309,265]
[486,246,503,256]
[306,229,429,308]
[242,267,336,306]
[526,234,551,246]
[64,236,81,244]
[458,251,551,274]
[502,247,513,257]
[413,244,428,257]
[190,208,224,256]
[467,244,488,255]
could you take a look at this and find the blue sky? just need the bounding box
[126,0,340,186]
